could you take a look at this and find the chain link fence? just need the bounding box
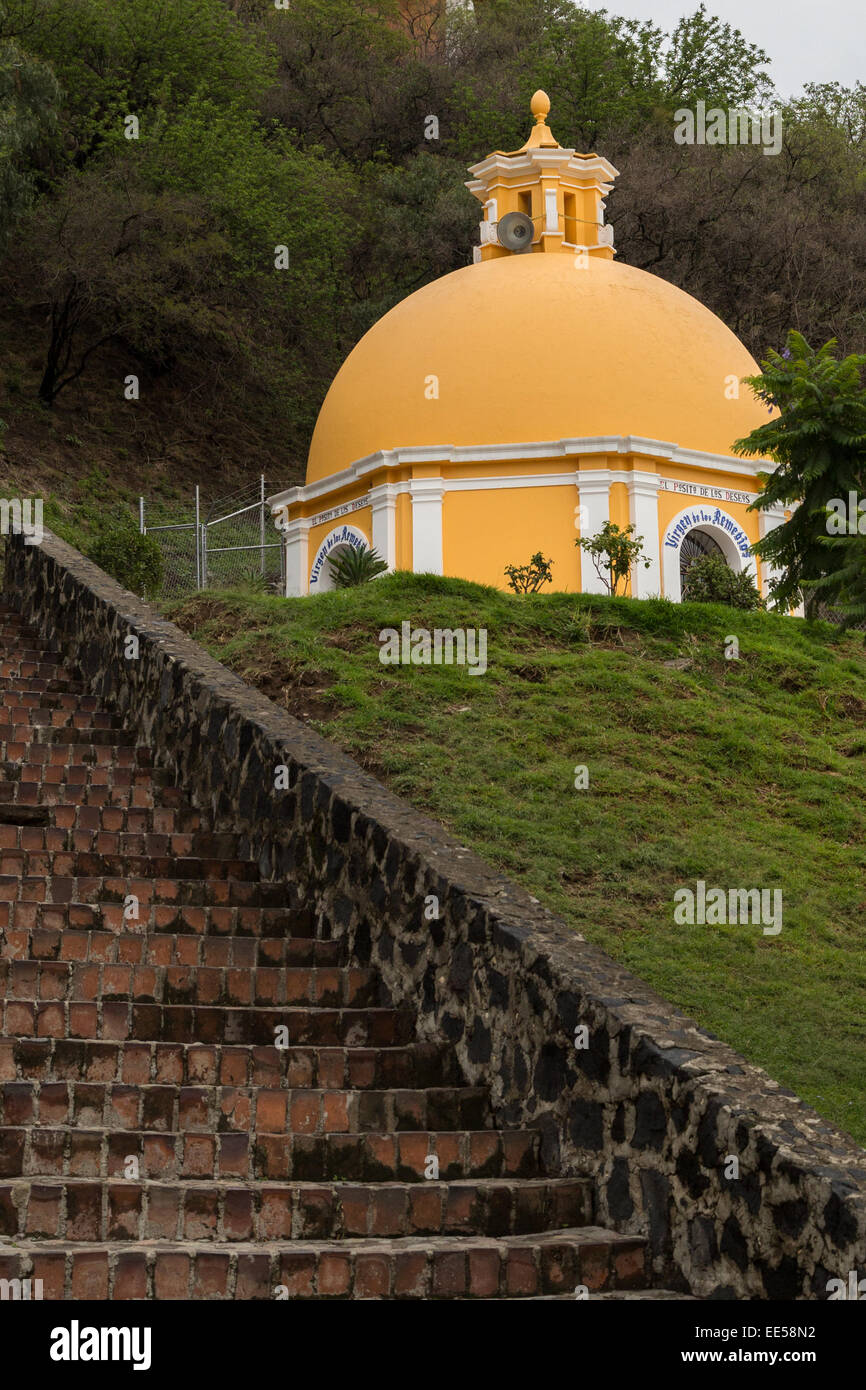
[141,477,285,599]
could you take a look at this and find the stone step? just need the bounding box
[1,927,341,968]
[0,1000,415,1046]
[0,691,101,713]
[0,851,261,882]
[0,1127,539,1182]
[0,736,139,762]
[0,780,187,810]
[1,708,121,732]
[0,675,89,696]
[0,825,246,858]
[47,803,209,833]
[0,875,293,909]
[0,662,79,682]
[2,759,151,787]
[0,1176,588,1244]
[2,744,149,773]
[1,1080,490,1135]
[0,1037,463,1090]
[0,649,63,668]
[0,1227,646,1299]
[0,959,380,1008]
[1,900,316,939]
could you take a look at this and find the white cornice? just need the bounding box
[267,437,774,512]
[466,150,619,186]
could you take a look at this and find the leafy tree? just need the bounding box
[443,0,662,156]
[14,0,272,167]
[348,151,476,332]
[504,550,553,594]
[808,535,866,627]
[5,157,236,404]
[577,522,650,597]
[0,36,59,246]
[442,1,774,156]
[328,542,388,587]
[661,3,772,109]
[138,94,357,444]
[682,554,763,609]
[258,0,443,164]
[735,332,866,613]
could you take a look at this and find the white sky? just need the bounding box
[579,0,865,98]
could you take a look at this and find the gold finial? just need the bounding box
[517,89,560,151]
[530,90,551,125]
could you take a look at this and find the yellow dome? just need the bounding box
[306,253,768,485]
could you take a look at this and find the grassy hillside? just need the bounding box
[167,575,866,1147]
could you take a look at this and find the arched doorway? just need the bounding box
[308,524,370,593]
[679,527,727,594]
[662,505,754,601]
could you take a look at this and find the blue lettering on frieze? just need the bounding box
[664,507,751,558]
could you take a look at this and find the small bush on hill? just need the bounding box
[86,506,163,598]
[504,551,553,594]
[682,556,763,609]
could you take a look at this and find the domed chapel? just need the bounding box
[268,92,784,599]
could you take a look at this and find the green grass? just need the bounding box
[167,574,866,1147]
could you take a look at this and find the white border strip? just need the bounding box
[268,435,772,511]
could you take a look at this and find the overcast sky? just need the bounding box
[579,0,864,98]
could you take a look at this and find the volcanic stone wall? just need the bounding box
[5,529,866,1299]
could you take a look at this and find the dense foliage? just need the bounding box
[1,0,865,483]
[681,554,764,609]
[735,332,866,614]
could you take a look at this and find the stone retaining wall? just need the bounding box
[5,530,866,1299]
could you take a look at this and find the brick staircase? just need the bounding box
[0,599,682,1299]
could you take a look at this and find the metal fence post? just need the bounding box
[260,475,266,577]
[195,485,201,590]
[139,497,145,534]
[201,521,208,589]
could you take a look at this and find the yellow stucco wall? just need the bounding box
[443,485,580,591]
[396,492,413,570]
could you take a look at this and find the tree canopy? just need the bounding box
[1,0,864,486]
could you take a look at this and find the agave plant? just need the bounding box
[328,543,388,588]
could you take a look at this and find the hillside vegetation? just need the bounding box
[2,0,866,506]
[169,575,866,1147]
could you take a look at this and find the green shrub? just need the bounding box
[327,543,388,588]
[86,506,163,598]
[504,551,553,594]
[682,556,763,610]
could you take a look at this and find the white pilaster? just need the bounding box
[281,516,310,597]
[370,483,398,572]
[759,505,788,606]
[410,478,444,574]
[576,470,612,594]
[628,472,661,598]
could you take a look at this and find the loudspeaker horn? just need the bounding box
[497,211,534,253]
